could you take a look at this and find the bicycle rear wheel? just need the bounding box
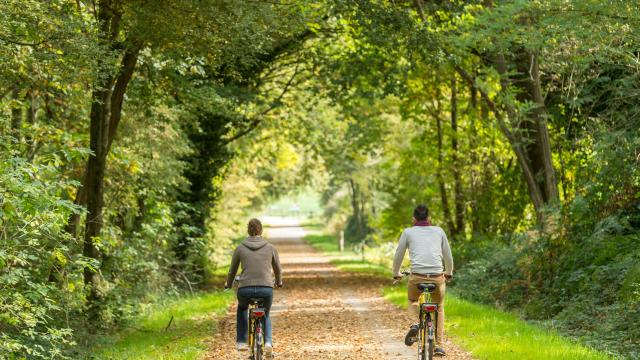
[425,313,435,360]
[255,342,262,360]
[254,320,264,360]
[419,324,427,360]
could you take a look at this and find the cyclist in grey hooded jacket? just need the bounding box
[225,218,282,354]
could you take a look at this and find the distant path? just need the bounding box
[207,218,473,359]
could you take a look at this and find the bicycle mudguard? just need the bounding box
[250,308,266,318]
[421,303,438,312]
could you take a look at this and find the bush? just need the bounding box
[0,142,86,359]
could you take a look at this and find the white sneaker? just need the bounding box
[236,343,249,351]
[265,343,273,356]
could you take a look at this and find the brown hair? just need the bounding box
[247,218,263,237]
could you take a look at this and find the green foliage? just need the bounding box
[2,0,640,357]
[453,226,640,357]
[0,138,86,358]
[1,0,320,356]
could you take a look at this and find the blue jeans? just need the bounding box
[236,286,273,344]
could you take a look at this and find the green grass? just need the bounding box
[383,285,611,360]
[304,233,391,277]
[304,230,612,360]
[91,291,234,360]
[264,189,323,216]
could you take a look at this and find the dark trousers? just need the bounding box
[236,286,273,344]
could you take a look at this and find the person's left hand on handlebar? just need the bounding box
[393,270,410,281]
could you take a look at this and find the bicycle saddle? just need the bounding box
[249,298,265,306]
[418,283,437,293]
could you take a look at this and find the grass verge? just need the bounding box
[304,233,390,277]
[304,231,611,360]
[90,291,234,360]
[382,285,610,360]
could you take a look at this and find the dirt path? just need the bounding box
[207,219,474,359]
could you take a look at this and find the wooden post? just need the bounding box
[339,230,344,252]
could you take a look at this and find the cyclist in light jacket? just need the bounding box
[392,204,454,356]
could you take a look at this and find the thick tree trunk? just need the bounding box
[80,1,143,320]
[66,43,140,239]
[83,77,113,309]
[450,75,465,238]
[82,46,140,308]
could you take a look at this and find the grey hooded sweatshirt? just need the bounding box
[226,236,282,288]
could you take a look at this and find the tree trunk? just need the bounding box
[450,75,465,238]
[65,42,141,239]
[435,114,455,236]
[82,43,140,310]
[454,63,546,222]
[491,55,548,220]
[527,52,558,204]
[469,87,481,235]
[11,86,22,140]
[107,43,142,153]
[81,1,139,320]
[83,75,113,311]
[348,178,364,237]
[508,51,559,207]
[26,90,39,161]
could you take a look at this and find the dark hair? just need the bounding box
[413,204,429,221]
[248,218,263,236]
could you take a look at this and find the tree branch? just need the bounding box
[106,41,143,153]
[223,60,303,145]
[0,35,53,47]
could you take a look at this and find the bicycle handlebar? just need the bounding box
[392,270,411,285]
